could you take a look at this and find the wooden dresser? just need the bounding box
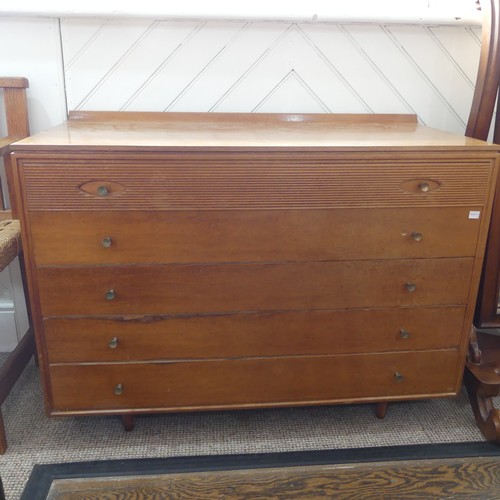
[9,112,500,426]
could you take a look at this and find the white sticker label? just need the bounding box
[469,211,481,219]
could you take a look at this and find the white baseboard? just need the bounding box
[0,310,20,352]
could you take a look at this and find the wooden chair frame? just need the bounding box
[472,0,500,326]
[0,77,35,454]
[465,0,500,443]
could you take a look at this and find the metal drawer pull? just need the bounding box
[411,232,423,242]
[114,383,124,395]
[108,337,119,349]
[105,289,116,301]
[97,185,109,197]
[405,283,417,293]
[101,236,112,248]
[394,372,404,382]
[399,329,410,339]
[418,182,430,192]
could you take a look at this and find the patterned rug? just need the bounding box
[21,442,500,499]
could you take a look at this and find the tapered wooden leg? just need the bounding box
[0,410,6,454]
[375,402,388,419]
[464,367,500,443]
[121,415,135,432]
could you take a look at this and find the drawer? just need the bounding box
[48,349,460,412]
[37,259,473,316]
[19,156,492,210]
[44,306,465,363]
[30,207,482,265]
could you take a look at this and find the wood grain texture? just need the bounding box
[45,457,500,499]
[3,87,29,137]
[48,349,459,412]
[12,112,497,150]
[20,156,492,210]
[36,258,474,316]
[0,137,15,154]
[9,112,500,420]
[70,111,420,124]
[474,154,500,327]
[43,306,465,363]
[30,207,482,265]
[0,77,28,89]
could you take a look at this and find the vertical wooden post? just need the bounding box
[0,77,29,138]
[0,77,30,217]
[465,0,500,141]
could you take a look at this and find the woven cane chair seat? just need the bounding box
[0,220,21,273]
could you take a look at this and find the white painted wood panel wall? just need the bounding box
[61,20,482,135]
[0,11,486,349]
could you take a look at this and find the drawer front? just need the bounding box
[30,207,482,265]
[20,156,492,210]
[44,306,465,363]
[37,259,473,316]
[48,350,460,412]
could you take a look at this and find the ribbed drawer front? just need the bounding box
[43,306,465,363]
[30,207,482,265]
[49,350,460,412]
[20,156,492,210]
[37,258,473,316]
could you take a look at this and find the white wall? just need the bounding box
[0,17,66,350]
[0,10,485,348]
[1,15,483,136]
[59,19,481,135]
[0,0,482,24]
[1,17,66,134]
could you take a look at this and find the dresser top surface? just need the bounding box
[11,111,500,153]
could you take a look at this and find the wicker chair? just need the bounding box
[0,77,35,454]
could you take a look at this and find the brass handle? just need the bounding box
[405,283,417,293]
[418,182,430,192]
[106,289,116,301]
[411,232,423,242]
[114,383,124,395]
[399,328,410,339]
[108,337,119,349]
[97,185,109,197]
[101,236,112,248]
[394,372,404,382]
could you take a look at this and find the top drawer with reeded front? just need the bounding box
[18,155,494,211]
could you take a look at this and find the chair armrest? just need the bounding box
[0,136,22,155]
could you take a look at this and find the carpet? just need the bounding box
[21,442,500,499]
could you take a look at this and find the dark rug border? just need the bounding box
[21,441,500,499]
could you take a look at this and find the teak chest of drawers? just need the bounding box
[10,111,500,427]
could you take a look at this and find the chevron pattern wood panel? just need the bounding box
[61,19,481,135]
